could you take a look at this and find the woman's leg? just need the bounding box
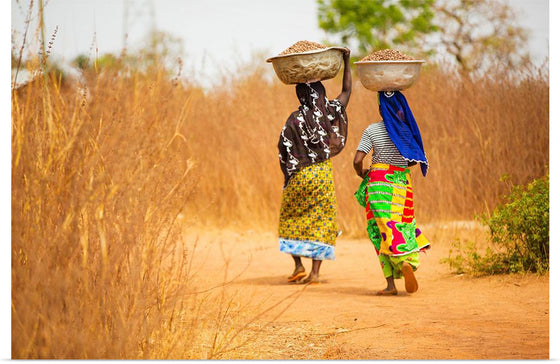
[302,259,322,284]
[377,254,398,295]
[389,253,420,293]
[385,253,419,293]
[292,255,303,269]
[384,276,397,291]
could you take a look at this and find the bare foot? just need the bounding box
[402,262,418,293]
[300,273,320,285]
[376,288,398,296]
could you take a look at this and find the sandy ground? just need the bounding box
[183,226,549,360]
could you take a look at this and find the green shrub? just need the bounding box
[442,174,549,275]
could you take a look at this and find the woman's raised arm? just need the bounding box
[336,48,352,108]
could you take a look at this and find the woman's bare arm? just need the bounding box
[353,150,368,178]
[336,48,352,108]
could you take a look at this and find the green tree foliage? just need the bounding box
[72,54,90,70]
[72,53,120,72]
[136,30,184,69]
[317,0,530,72]
[317,0,438,56]
[71,30,183,74]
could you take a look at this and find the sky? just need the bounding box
[10,0,550,87]
[11,0,327,85]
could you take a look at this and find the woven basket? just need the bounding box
[354,60,425,92]
[266,47,345,85]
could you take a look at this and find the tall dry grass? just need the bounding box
[12,65,193,358]
[183,61,549,236]
[11,61,278,358]
[12,53,548,358]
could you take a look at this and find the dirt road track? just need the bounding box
[184,228,549,359]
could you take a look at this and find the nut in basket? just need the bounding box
[354,60,425,92]
[266,47,346,85]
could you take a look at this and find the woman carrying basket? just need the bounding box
[353,91,430,295]
[278,48,351,284]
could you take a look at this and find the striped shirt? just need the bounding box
[356,121,408,168]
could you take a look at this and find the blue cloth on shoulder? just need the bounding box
[378,91,428,176]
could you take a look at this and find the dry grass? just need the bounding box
[12,64,195,358]
[11,51,548,358]
[11,61,289,358]
[182,61,549,236]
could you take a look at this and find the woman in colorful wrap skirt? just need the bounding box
[353,91,430,295]
[278,48,351,284]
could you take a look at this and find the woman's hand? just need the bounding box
[342,47,350,61]
[356,168,368,179]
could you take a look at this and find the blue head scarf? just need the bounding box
[378,91,428,176]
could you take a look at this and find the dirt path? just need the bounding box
[183,227,549,360]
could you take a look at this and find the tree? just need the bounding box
[317,0,438,56]
[71,30,184,74]
[317,0,530,72]
[140,29,184,67]
[123,30,184,72]
[432,0,530,72]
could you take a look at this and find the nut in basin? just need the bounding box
[354,60,425,92]
[267,48,346,85]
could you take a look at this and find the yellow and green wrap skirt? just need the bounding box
[278,159,338,260]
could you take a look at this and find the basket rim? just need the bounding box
[354,59,426,65]
[266,46,347,63]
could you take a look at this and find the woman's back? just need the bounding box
[357,121,408,168]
